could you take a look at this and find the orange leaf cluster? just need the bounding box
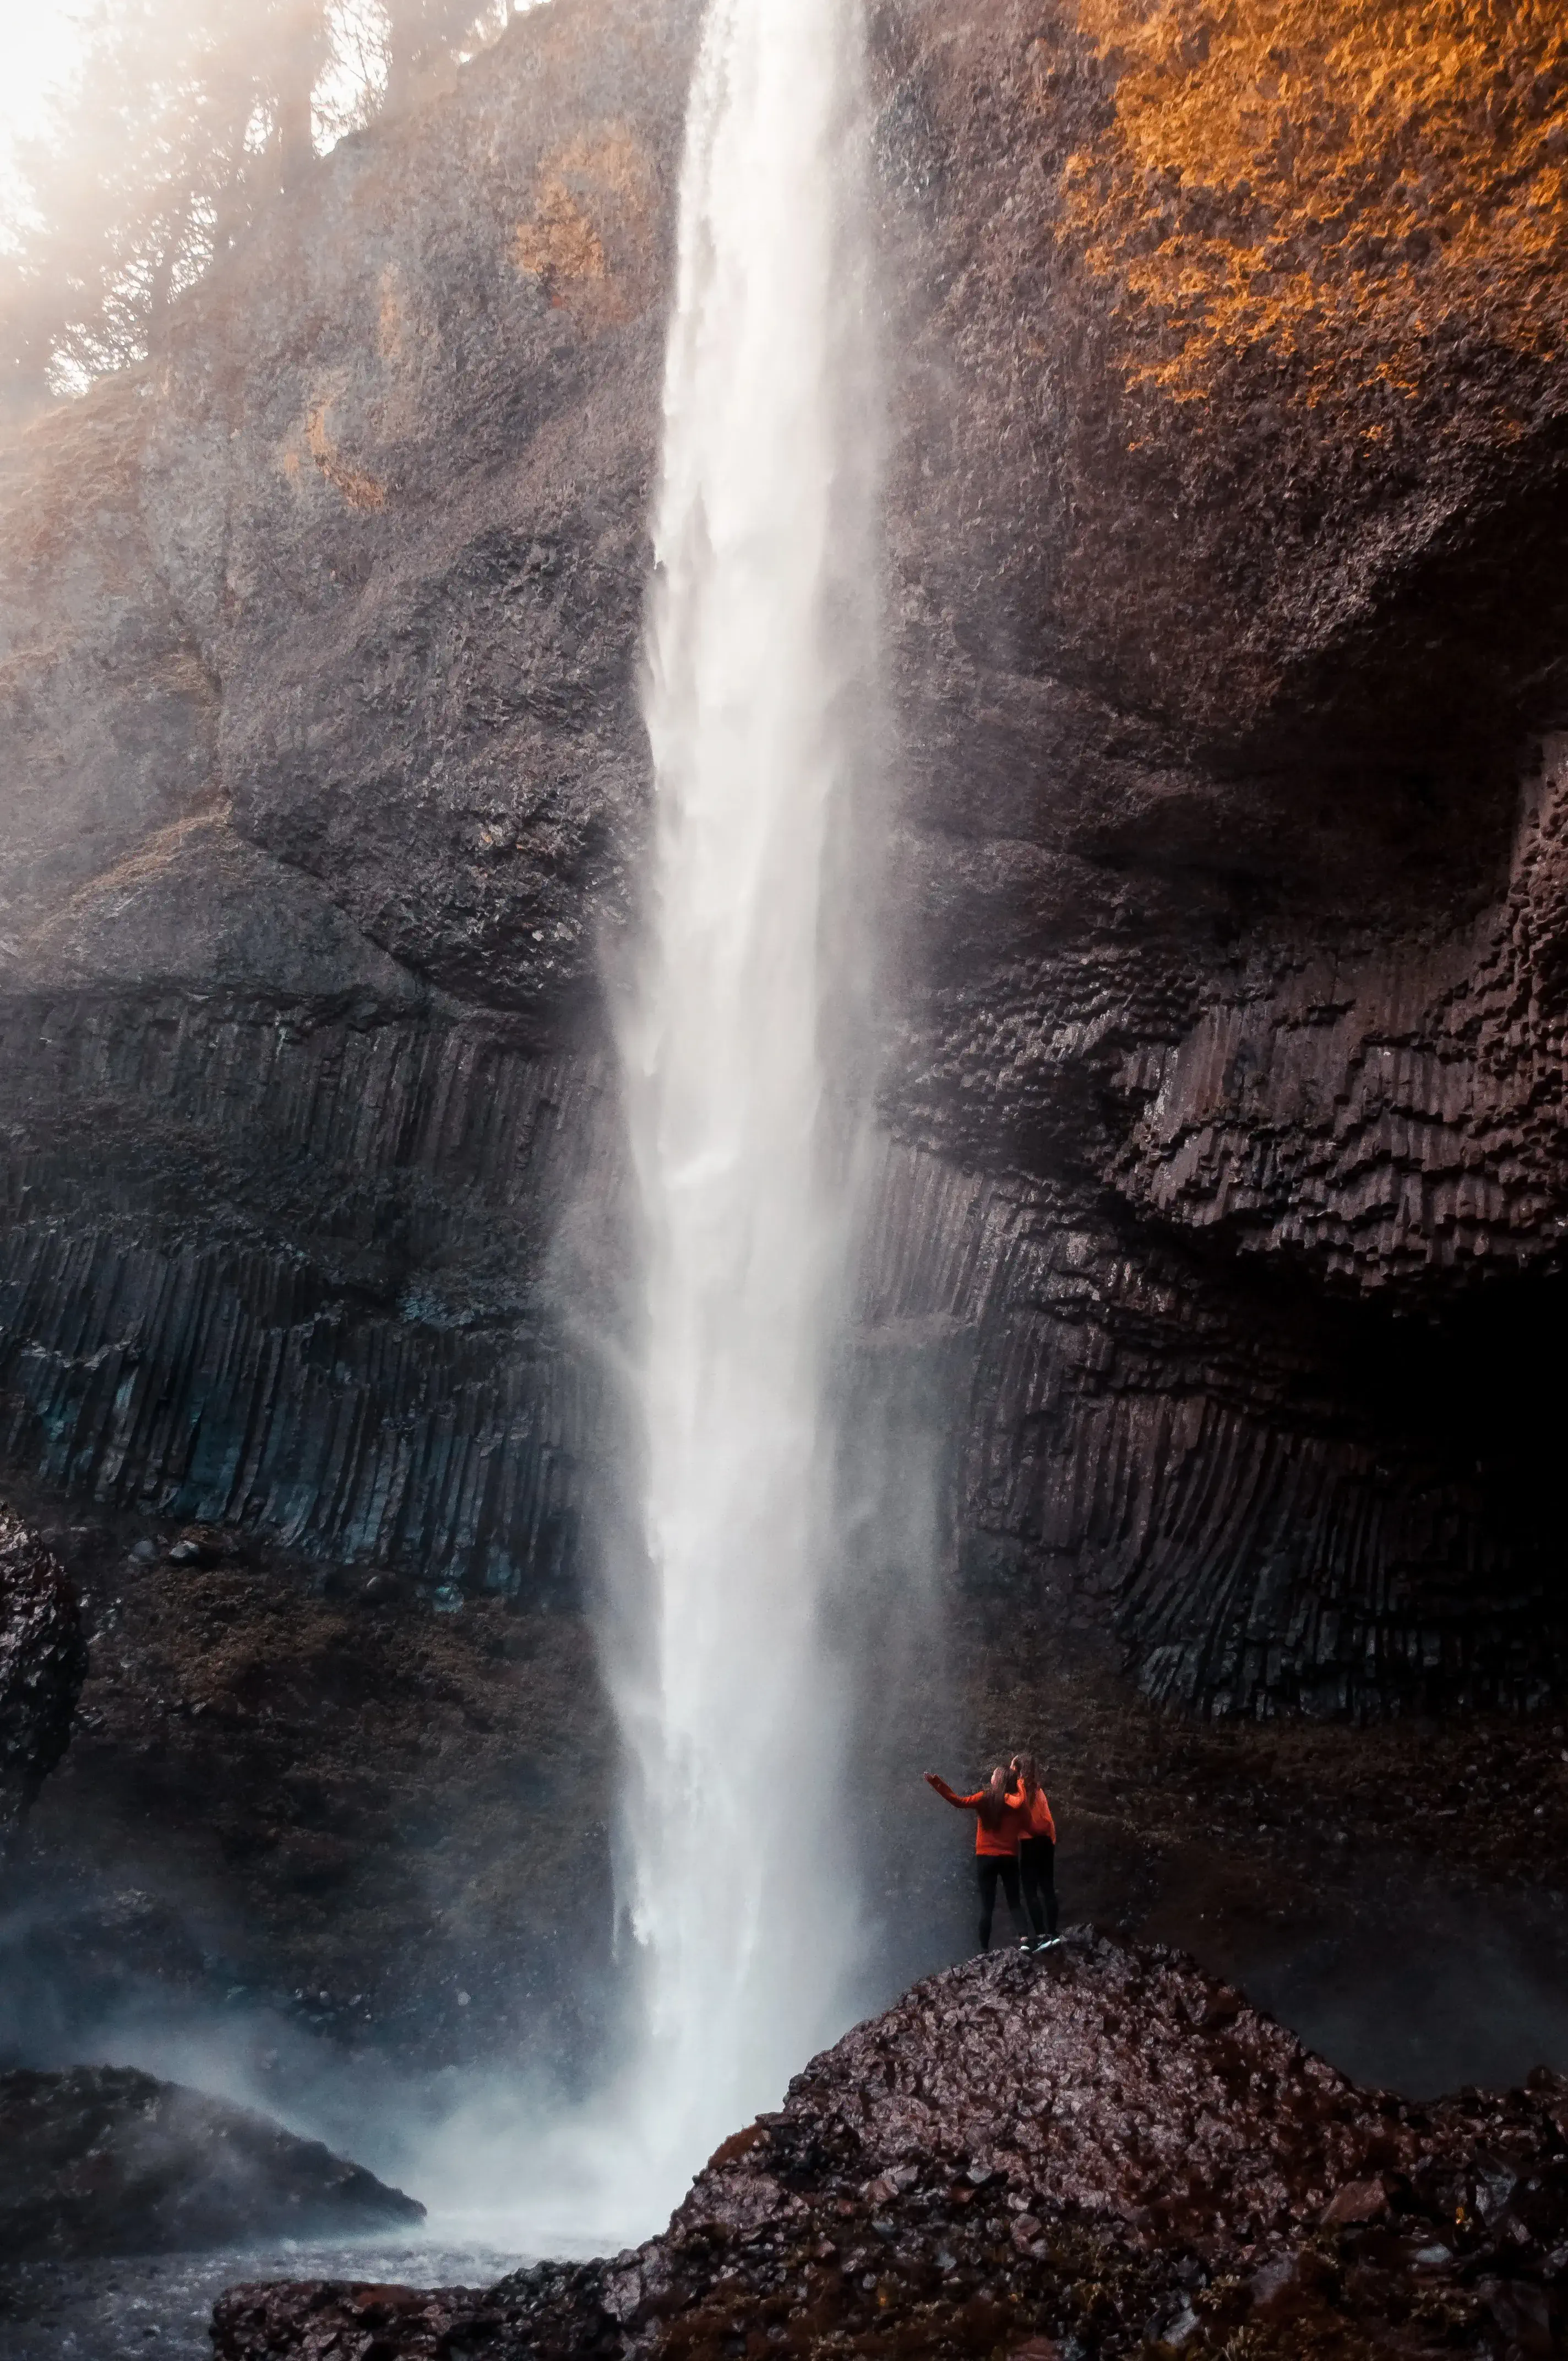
[1061,0,1568,415]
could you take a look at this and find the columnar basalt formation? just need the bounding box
[1,0,1567,1738]
[865,0,1568,1713]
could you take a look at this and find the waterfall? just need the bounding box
[412,0,880,2255]
[610,0,880,2218]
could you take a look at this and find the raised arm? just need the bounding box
[924,1771,981,1810]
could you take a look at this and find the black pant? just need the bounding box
[976,1854,1024,1950]
[1019,1836,1058,1936]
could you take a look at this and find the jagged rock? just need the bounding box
[209,1934,1568,2358]
[0,2063,424,2260]
[0,1507,86,1852]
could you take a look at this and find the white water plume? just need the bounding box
[604,0,881,2228]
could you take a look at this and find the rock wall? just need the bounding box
[0,1508,86,1850]
[0,0,678,1605]
[0,954,611,1594]
[2,0,1568,1720]
[865,0,1568,1712]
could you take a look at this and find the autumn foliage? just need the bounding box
[1061,0,1568,417]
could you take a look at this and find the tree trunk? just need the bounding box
[144,242,176,360]
[385,2,477,111]
[272,2,326,190]
[275,86,313,188]
[383,1,428,111]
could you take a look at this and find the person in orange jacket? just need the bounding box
[1009,1751,1059,1947]
[924,1765,1031,1952]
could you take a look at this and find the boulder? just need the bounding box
[210,1933,1568,2356]
[0,2064,424,2260]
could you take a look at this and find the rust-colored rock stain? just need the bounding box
[304,394,388,512]
[513,124,657,324]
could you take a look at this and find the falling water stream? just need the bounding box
[609,0,880,2217]
[413,0,883,2254]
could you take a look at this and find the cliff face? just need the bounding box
[0,0,686,1599]
[3,0,1568,1750]
[870,0,1568,1715]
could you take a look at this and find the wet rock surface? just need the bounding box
[0,2063,424,2261]
[0,2240,519,2361]
[208,1935,1568,2358]
[0,1507,87,1852]
[0,0,1566,1723]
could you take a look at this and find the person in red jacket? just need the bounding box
[924,1765,1030,1952]
[1009,1751,1059,1947]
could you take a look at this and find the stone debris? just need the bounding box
[210,1933,1568,2358]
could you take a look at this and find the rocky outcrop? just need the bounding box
[0,1508,86,1850]
[209,1933,1568,2357]
[3,0,1568,1725]
[0,2063,423,2259]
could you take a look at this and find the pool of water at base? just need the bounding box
[0,2240,526,2360]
